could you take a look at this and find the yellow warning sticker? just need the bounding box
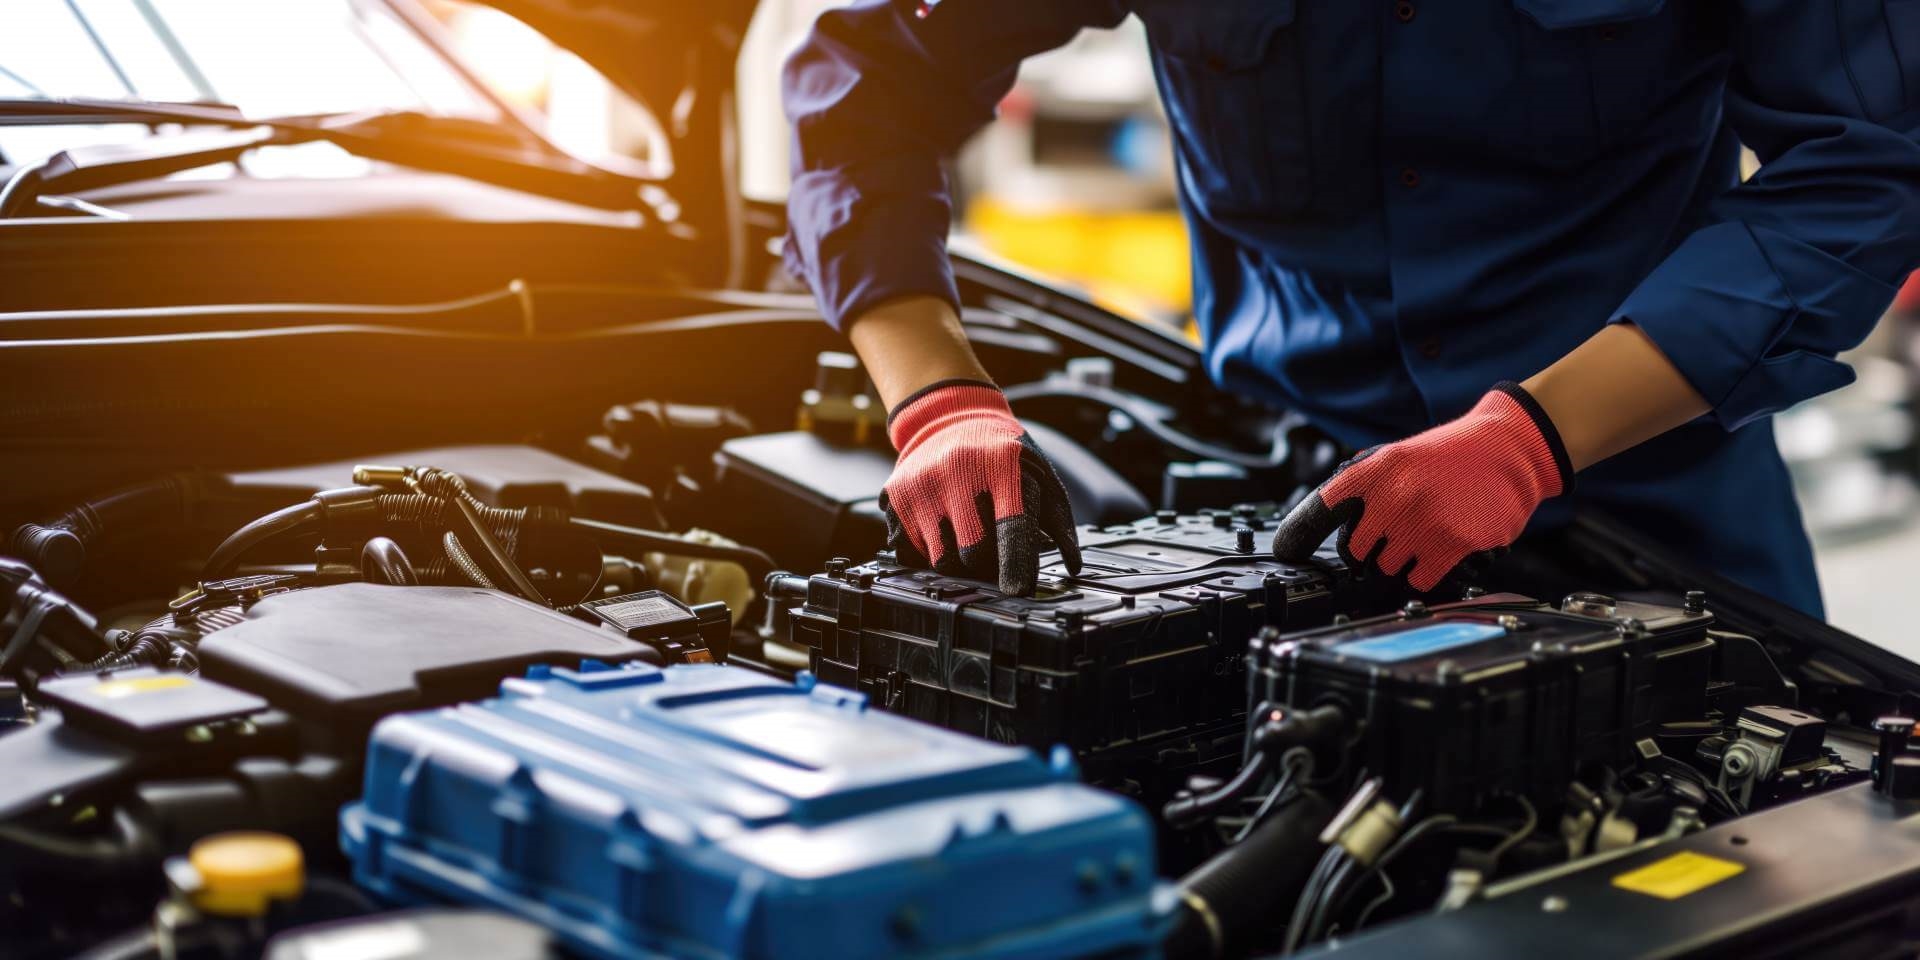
[1611,851,1745,900]
[92,675,193,699]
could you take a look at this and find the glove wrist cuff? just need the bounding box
[886,378,1008,449]
[1489,381,1574,497]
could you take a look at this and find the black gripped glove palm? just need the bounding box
[1270,382,1573,593]
[878,379,1083,594]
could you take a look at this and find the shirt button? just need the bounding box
[1394,1,1416,22]
[1419,338,1443,359]
[1399,167,1421,188]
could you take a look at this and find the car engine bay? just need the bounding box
[4,275,1920,960]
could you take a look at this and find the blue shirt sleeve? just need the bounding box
[781,0,1126,331]
[1610,0,1920,430]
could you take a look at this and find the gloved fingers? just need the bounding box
[1431,546,1506,596]
[959,490,1004,586]
[1287,446,1381,566]
[1376,536,1418,584]
[994,513,1041,595]
[1272,489,1349,562]
[1335,503,1391,579]
[1019,439,1083,576]
[929,515,967,578]
[880,490,932,569]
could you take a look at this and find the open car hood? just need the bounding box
[474,0,762,283]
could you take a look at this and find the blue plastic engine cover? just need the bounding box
[340,661,1167,960]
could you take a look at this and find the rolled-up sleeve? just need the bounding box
[1611,0,1920,429]
[782,0,1124,330]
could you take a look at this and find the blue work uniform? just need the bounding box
[782,0,1920,617]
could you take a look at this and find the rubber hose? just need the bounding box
[0,807,156,877]
[1166,789,1334,960]
[360,536,418,586]
[1165,751,1272,827]
[1167,705,1347,826]
[765,573,810,601]
[201,500,322,580]
[11,474,211,584]
[78,632,168,672]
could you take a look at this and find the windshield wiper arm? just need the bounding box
[0,97,251,127]
[0,126,286,218]
[0,100,663,219]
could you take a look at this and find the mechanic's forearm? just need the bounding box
[846,295,992,409]
[1521,322,1710,471]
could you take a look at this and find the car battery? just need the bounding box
[341,661,1166,960]
[779,508,1353,771]
[1249,592,1717,813]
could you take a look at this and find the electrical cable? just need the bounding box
[1306,858,1359,941]
[441,531,495,589]
[1228,749,1313,844]
[1486,795,1538,870]
[1353,869,1396,930]
[1281,844,1346,956]
[1317,813,1460,933]
[445,494,544,603]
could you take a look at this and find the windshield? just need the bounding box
[0,0,499,118]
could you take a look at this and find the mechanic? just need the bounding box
[781,0,1920,613]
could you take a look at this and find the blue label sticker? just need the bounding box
[1338,622,1506,663]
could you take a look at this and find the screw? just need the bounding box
[1497,614,1522,631]
[1402,600,1430,618]
[1542,894,1569,913]
[1234,526,1256,553]
[1684,590,1707,614]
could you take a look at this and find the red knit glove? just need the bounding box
[1271,382,1572,593]
[881,379,1083,594]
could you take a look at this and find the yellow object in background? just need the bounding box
[188,831,306,917]
[1610,850,1745,900]
[965,196,1193,330]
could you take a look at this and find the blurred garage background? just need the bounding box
[19,0,1914,642]
[372,0,1920,648]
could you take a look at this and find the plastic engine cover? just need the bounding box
[340,662,1167,960]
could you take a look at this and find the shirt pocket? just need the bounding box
[1137,0,1312,217]
[1509,0,1681,171]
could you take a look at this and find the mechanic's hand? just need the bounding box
[1271,382,1572,593]
[880,379,1082,594]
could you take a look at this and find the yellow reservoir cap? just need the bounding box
[187,831,305,916]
